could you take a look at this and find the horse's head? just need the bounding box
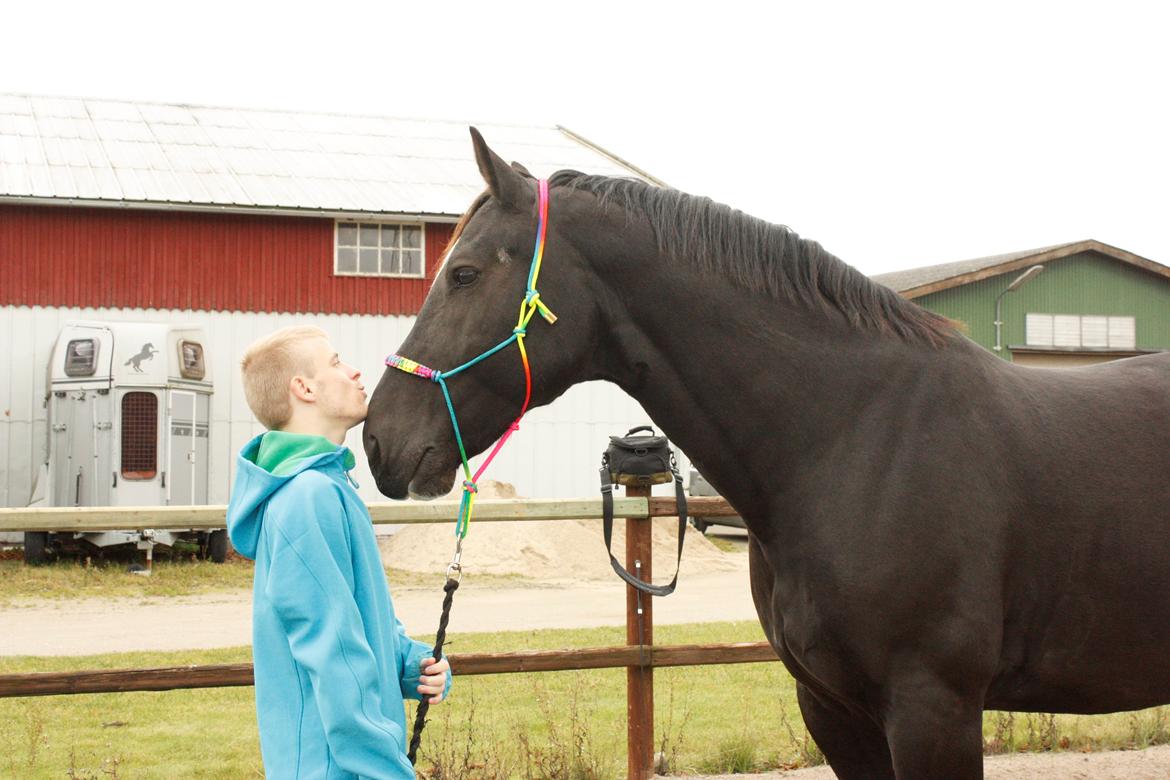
[363,129,608,499]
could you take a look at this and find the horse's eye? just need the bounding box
[452,266,479,287]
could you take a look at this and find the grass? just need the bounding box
[702,534,744,554]
[0,551,256,604]
[1,621,1167,778]
[0,553,534,605]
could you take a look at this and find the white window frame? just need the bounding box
[1024,313,1136,349]
[334,220,426,279]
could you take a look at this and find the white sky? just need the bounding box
[4,0,1168,275]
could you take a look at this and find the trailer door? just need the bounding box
[193,393,210,504]
[92,390,113,506]
[167,390,197,505]
[50,392,84,506]
[115,389,162,506]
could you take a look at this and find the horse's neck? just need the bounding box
[597,263,966,536]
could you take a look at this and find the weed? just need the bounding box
[985,711,1015,754]
[66,747,122,779]
[778,702,823,768]
[655,674,693,775]
[419,689,513,780]
[698,733,761,774]
[517,675,616,780]
[24,704,47,767]
[1127,707,1170,749]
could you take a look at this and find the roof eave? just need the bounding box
[898,240,1170,298]
[556,126,669,188]
[0,195,461,223]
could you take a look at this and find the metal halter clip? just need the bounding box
[445,543,464,583]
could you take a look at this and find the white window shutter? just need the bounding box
[1025,314,1053,346]
[1081,316,1108,348]
[1108,316,1136,349]
[1053,315,1081,347]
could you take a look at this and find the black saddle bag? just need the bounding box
[599,426,687,596]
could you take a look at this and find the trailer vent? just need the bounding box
[121,392,158,479]
[65,339,98,376]
[179,340,206,380]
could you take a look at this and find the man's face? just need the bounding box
[304,337,367,429]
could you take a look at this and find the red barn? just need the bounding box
[0,93,665,508]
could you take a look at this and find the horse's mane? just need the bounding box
[547,171,955,346]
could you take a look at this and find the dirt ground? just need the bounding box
[661,744,1170,779]
[0,557,760,656]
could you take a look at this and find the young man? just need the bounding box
[227,325,450,779]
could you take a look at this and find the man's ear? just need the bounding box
[289,375,315,404]
[470,127,528,208]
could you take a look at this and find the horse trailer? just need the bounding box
[24,321,226,564]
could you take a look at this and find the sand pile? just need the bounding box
[379,480,740,584]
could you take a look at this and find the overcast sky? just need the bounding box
[4,1,1168,276]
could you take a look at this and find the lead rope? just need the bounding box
[392,180,555,766]
[406,561,460,764]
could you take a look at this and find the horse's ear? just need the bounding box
[510,161,533,178]
[470,127,527,208]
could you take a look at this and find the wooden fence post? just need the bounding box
[625,483,654,780]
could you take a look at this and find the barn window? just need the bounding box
[1025,314,1136,349]
[64,339,98,376]
[121,392,158,480]
[335,221,425,278]
[178,340,206,380]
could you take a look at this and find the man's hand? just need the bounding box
[418,657,450,704]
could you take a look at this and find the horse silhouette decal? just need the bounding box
[124,343,157,373]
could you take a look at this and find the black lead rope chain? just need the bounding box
[407,577,459,765]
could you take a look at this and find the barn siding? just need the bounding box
[0,204,454,316]
[0,305,662,509]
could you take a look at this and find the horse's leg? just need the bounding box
[796,684,895,780]
[749,535,895,778]
[882,678,984,780]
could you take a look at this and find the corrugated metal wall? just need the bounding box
[0,204,452,316]
[914,252,1170,356]
[0,305,662,509]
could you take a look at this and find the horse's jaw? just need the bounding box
[403,448,459,501]
[407,484,452,501]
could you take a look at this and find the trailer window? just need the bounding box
[65,339,98,376]
[121,392,158,479]
[178,340,206,380]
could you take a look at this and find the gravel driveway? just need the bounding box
[660,744,1170,779]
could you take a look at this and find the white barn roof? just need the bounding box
[0,93,663,218]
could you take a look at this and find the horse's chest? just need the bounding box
[748,549,861,697]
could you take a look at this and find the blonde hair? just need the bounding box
[240,326,329,429]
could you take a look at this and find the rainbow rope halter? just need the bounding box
[385,178,557,573]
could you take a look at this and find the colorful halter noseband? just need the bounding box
[385,179,557,559]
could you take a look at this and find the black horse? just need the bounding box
[364,130,1170,779]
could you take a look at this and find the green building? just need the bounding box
[873,240,1170,367]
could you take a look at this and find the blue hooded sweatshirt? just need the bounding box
[227,432,450,779]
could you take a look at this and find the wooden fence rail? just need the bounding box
[0,496,740,533]
[0,642,778,698]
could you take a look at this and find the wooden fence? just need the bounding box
[0,492,774,780]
